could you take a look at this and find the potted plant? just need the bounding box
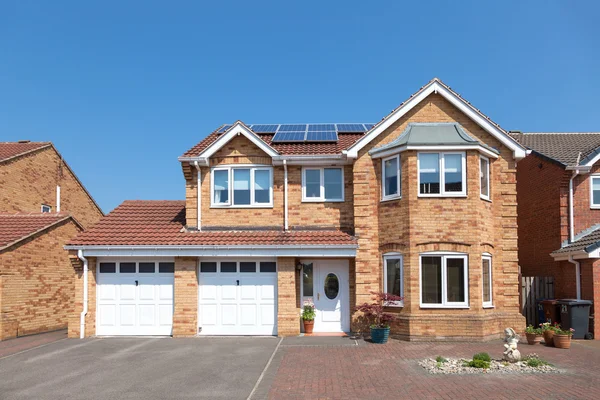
[355,292,403,344]
[540,322,557,347]
[553,325,575,349]
[525,324,543,345]
[301,301,316,334]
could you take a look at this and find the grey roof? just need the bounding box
[552,226,600,255]
[511,132,600,167]
[369,123,500,155]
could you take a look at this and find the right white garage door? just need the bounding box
[198,260,277,335]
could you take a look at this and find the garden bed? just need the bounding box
[419,354,560,374]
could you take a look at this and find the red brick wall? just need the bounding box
[571,163,600,236]
[0,220,80,339]
[0,147,103,229]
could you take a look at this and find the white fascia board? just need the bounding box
[370,144,499,160]
[272,154,350,166]
[196,122,279,160]
[64,245,357,258]
[551,250,590,261]
[346,81,526,160]
[582,152,600,168]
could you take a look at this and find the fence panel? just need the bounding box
[520,276,555,326]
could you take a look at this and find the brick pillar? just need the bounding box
[173,257,198,337]
[68,255,97,338]
[277,257,300,336]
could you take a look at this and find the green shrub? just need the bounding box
[467,359,491,369]
[472,352,491,362]
[435,356,447,363]
[524,355,551,368]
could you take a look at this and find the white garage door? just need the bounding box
[96,261,174,336]
[198,260,277,335]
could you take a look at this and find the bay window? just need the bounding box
[382,155,401,200]
[302,167,344,202]
[383,254,403,306]
[482,254,493,307]
[211,166,273,207]
[418,152,466,196]
[420,253,469,307]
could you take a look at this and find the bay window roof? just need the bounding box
[369,123,500,158]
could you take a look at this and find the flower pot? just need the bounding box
[554,334,572,349]
[370,327,390,344]
[303,320,314,334]
[526,333,543,345]
[543,330,555,347]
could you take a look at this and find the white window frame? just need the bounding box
[381,154,401,201]
[482,254,493,308]
[419,252,469,308]
[301,167,344,202]
[383,253,403,307]
[480,155,490,201]
[417,152,467,197]
[210,165,273,208]
[41,204,52,213]
[590,174,600,209]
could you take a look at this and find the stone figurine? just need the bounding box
[503,327,522,363]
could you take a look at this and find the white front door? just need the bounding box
[309,260,349,333]
[198,260,277,335]
[96,261,174,336]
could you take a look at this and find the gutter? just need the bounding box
[194,161,201,230]
[77,250,88,339]
[283,160,288,231]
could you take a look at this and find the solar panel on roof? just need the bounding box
[305,131,338,142]
[272,131,306,142]
[308,124,335,132]
[364,123,375,131]
[251,124,279,133]
[278,124,307,132]
[336,123,367,132]
[217,124,232,133]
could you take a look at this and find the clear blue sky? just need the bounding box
[2,1,598,213]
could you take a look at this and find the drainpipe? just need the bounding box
[56,185,61,212]
[568,255,582,300]
[283,160,289,231]
[78,250,88,339]
[194,161,201,231]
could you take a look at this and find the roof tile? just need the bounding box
[0,142,51,162]
[512,133,600,166]
[0,213,72,248]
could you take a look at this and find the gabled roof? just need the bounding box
[511,132,600,167]
[551,225,600,259]
[345,78,526,159]
[0,142,51,162]
[369,122,500,158]
[67,200,357,247]
[0,213,82,251]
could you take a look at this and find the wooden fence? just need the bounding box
[521,276,555,326]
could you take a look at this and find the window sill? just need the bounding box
[384,302,404,308]
[301,199,345,203]
[381,196,402,203]
[591,205,600,209]
[210,205,274,209]
[418,194,467,198]
[480,195,492,203]
[483,304,495,309]
[420,304,470,309]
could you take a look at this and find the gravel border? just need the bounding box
[419,357,560,374]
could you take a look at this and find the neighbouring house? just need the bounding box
[66,78,526,340]
[514,132,600,339]
[0,141,103,340]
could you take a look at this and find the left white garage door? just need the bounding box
[96,261,174,336]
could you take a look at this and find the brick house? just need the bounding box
[0,142,103,340]
[66,78,526,340]
[515,132,600,339]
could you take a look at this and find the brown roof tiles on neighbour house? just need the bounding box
[511,132,600,167]
[552,226,600,256]
[0,213,81,251]
[67,200,357,246]
[0,142,52,162]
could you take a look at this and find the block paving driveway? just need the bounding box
[1,333,599,399]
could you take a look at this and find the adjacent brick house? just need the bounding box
[0,142,103,340]
[515,133,600,339]
[67,78,527,340]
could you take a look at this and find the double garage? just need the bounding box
[95,258,277,336]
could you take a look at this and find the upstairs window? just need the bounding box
[302,167,344,202]
[418,152,466,197]
[211,166,273,207]
[41,204,52,213]
[382,155,401,200]
[480,156,490,200]
[591,175,600,209]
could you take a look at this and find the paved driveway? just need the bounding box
[0,336,280,400]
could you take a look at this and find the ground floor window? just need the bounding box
[383,253,403,306]
[420,253,468,307]
[482,254,493,307]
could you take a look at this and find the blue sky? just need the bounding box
[1,1,598,213]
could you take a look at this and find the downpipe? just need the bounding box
[78,250,88,339]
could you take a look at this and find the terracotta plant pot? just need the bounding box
[543,330,555,347]
[303,319,314,334]
[526,333,543,345]
[554,334,572,349]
